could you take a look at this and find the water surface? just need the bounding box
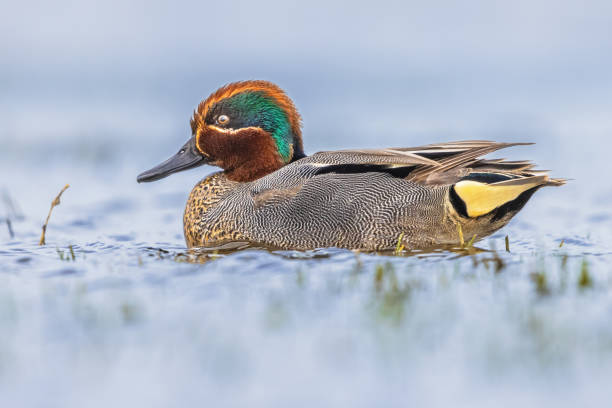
[2,1,612,403]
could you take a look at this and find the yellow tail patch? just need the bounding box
[454,177,546,217]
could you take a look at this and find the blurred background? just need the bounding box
[3,0,611,232]
[3,0,611,243]
[2,1,612,407]
[3,0,611,159]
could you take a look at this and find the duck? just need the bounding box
[137,80,564,251]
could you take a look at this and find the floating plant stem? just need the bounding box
[466,234,477,249]
[39,184,70,246]
[68,244,76,261]
[394,232,405,255]
[457,224,465,247]
[505,235,510,252]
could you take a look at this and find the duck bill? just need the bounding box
[137,138,208,183]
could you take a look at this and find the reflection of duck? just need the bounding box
[138,80,564,250]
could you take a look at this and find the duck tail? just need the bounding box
[449,173,563,219]
[545,177,567,187]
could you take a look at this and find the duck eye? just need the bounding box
[217,115,230,125]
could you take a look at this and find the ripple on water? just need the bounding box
[95,198,135,213]
[82,241,124,252]
[108,234,135,242]
[43,267,82,278]
[69,218,96,228]
[587,213,611,223]
[556,236,594,247]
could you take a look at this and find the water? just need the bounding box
[1,116,611,406]
[3,1,612,406]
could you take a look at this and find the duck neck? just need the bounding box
[225,155,285,182]
[222,131,288,183]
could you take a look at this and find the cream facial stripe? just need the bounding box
[208,125,260,134]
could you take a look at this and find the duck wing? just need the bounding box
[307,140,565,186]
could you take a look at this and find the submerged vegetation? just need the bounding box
[56,244,77,261]
[578,259,593,289]
[1,189,24,239]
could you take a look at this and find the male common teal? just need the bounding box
[137,80,564,250]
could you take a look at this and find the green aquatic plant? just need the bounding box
[531,270,550,296]
[394,232,405,255]
[453,223,479,255]
[372,263,411,325]
[475,251,506,274]
[295,268,305,288]
[263,298,290,330]
[559,253,569,291]
[457,223,465,247]
[120,302,144,324]
[578,258,592,289]
[374,264,386,292]
[466,234,478,249]
[56,245,76,261]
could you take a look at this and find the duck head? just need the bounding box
[137,80,304,183]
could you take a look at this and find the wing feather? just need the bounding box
[301,140,564,186]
